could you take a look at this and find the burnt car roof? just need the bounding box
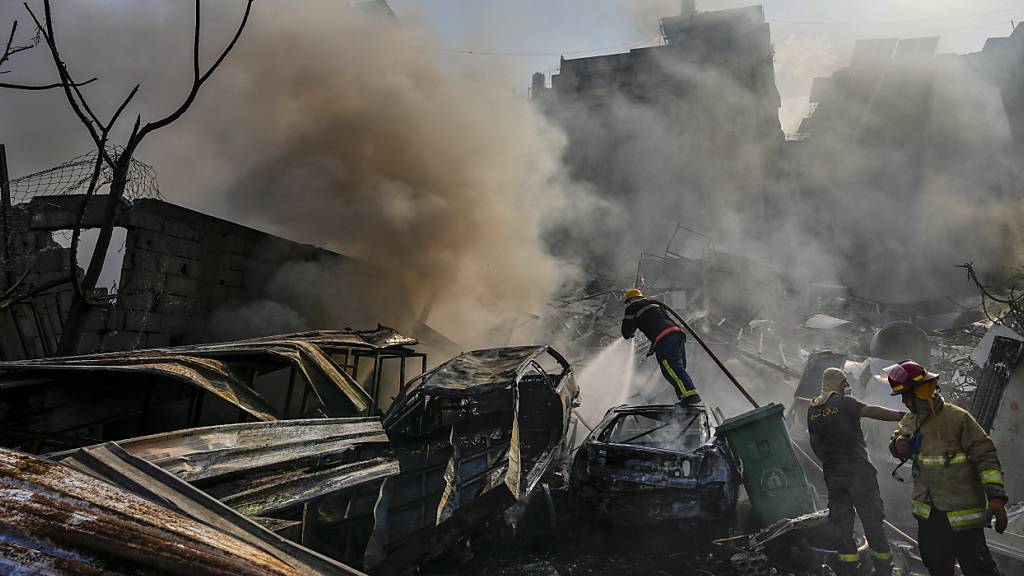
[414,345,554,397]
[0,327,417,420]
[606,403,702,414]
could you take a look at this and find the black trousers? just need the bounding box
[918,508,1001,576]
[826,471,892,573]
[653,331,699,401]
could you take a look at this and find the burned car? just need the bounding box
[570,404,739,533]
[303,345,579,575]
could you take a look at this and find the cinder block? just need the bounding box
[84,310,107,332]
[34,249,70,272]
[161,313,193,335]
[126,248,163,273]
[121,270,165,291]
[103,330,145,352]
[228,253,252,272]
[163,255,200,279]
[105,308,127,331]
[163,275,194,297]
[146,333,171,348]
[129,230,168,252]
[124,311,151,333]
[219,269,244,288]
[223,235,248,255]
[124,210,165,232]
[155,297,191,316]
[164,220,199,241]
[167,237,201,259]
[77,331,102,354]
[120,291,156,312]
[211,285,228,304]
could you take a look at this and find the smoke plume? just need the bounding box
[0,1,589,348]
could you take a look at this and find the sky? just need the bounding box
[0,0,1020,336]
[3,0,1021,172]
[386,0,1024,131]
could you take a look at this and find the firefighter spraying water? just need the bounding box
[620,288,703,406]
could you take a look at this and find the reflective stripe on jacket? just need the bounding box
[890,398,1006,531]
[621,297,676,342]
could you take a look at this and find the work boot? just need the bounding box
[679,395,704,407]
[871,561,893,576]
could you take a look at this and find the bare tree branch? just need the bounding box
[137,0,254,139]
[0,274,73,312]
[1,20,32,68]
[23,2,103,147]
[959,262,1024,329]
[0,76,96,90]
[0,17,94,90]
[8,0,255,356]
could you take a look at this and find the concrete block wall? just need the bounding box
[0,196,356,359]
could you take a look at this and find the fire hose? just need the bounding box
[656,300,760,409]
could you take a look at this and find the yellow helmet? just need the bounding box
[624,288,643,302]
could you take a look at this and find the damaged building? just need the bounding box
[786,26,1024,299]
[531,2,784,267]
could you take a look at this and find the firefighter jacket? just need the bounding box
[889,395,1007,531]
[621,297,677,342]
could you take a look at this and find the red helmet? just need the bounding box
[886,360,938,395]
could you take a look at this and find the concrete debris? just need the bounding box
[801,314,851,331]
[730,551,771,576]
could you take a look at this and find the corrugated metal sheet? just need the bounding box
[0,446,364,575]
[57,418,399,519]
[95,418,390,481]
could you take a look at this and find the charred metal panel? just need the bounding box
[0,329,418,453]
[971,335,1024,431]
[0,446,362,575]
[106,417,390,481]
[57,418,399,521]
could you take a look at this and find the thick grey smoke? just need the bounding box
[0,1,590,348]
[541,7,1024,315]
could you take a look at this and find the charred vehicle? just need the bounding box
[570,404,739,532]
[303,345,579,575]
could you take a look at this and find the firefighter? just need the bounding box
[807,367,905,575]
[620,288,702,405]
[887,359,1008,576]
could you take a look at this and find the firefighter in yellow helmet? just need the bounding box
[887,360,1008,576]
[621,288,702,405]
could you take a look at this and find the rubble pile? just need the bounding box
[3,244,1024,575]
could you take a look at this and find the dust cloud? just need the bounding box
[0,1,591,349]
[193,3,590,348]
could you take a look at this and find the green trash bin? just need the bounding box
[716,402,814,528]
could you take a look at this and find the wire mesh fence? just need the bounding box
[7,147,161,206]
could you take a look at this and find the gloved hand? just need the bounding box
[989,498,1008,534]
[891,435,912,459]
